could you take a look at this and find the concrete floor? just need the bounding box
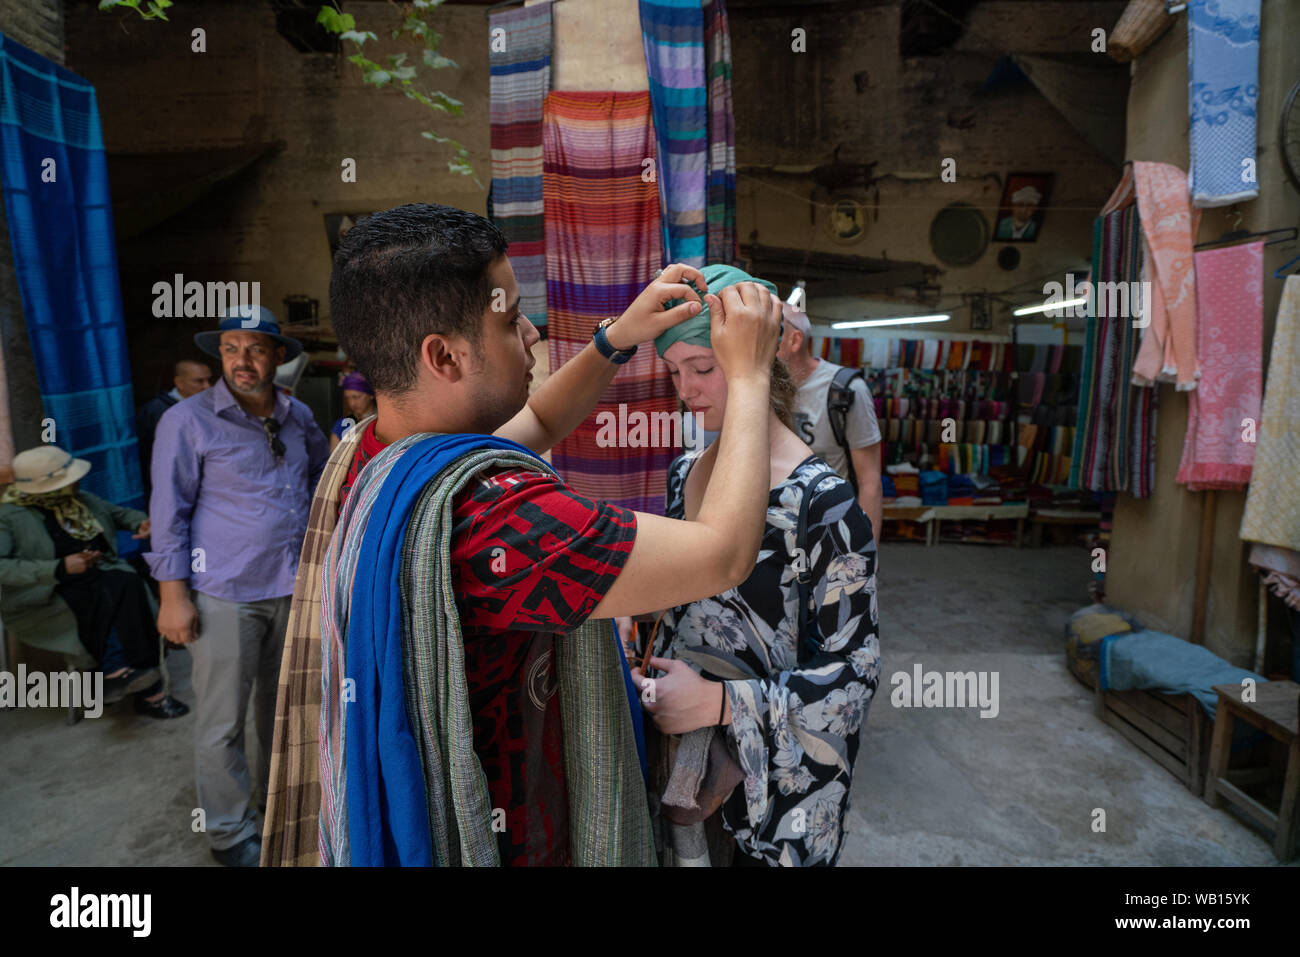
[0,543,1290,866]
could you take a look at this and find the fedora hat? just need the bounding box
[11,445,91,494]
[193,305,303,361]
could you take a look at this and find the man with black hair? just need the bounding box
[264,202,783,867]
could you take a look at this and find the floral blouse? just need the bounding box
[656,451,881,866]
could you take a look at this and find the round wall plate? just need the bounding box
[930,202,989,267]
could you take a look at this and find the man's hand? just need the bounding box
[710,282,783,383]
[132,518,151,540]
[630,656,724,735]
[62,551,101,575]
[605,263,709,351]
[157,595,200,646]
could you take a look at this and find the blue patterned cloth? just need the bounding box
[0,34,141,514]
[1188,0,1261,207]
[639,0,708,267]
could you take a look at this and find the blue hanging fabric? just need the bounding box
[0,34,141,511]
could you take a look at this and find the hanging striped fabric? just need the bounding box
[489,1,554,327]
[639,0,708,266]
[543,91,679,514]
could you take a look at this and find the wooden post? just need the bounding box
[1191,490,1217,645]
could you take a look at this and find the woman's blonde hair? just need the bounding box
[770,357,796,431]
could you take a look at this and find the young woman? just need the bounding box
[632,267,881,867]
[329,371,377,449]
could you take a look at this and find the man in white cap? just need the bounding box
[145,305,329,867]
[777,304,883,544]
[996,185,1043,241]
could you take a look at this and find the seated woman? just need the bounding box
[0,445,187,718]
[632,267,880,867]
[329,371,376,449]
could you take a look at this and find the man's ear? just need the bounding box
[420,333,466,384]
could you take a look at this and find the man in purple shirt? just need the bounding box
[146,306,329,867]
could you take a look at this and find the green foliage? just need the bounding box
[317,2,477,184]
[98,0,173,20]
[96,0,477,184]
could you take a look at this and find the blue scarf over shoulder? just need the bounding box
[343,433,646,865]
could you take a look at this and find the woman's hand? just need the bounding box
[63,550,102,575]
[606,263,712,351]
[132,518,151,540]
[630,656,725,735]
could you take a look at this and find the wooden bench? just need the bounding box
[1093,680,1210,794]
[1204,680,1299,861]
[1028,508,1101,547]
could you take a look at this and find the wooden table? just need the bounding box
[1203,680,1299,861]
[1028,508,1102,547]
[928,504,1029,547]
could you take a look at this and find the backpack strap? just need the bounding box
[827,366,865,490]
[795,475,823,666]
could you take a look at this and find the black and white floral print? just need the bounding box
[657,451,881,866]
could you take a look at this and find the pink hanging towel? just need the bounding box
[1175,241,1264,490]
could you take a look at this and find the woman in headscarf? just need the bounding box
[329,371,376,449]
[0,446,187,717]
[630,266,880,867]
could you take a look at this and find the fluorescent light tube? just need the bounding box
[830,314,951,329]
[1013,297,1087,317]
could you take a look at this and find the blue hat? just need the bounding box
[193,305,303,361]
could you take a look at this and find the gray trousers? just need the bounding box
[189,591,289,850]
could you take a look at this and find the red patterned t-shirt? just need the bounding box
[339,422,637,865]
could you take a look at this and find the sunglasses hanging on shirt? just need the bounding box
[263,417,286,462]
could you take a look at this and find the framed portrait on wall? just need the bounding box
[995,173,1053,243]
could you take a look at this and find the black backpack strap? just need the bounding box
[827,366,864,490]
[795,475,823,666]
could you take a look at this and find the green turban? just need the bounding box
[652,263,779,358]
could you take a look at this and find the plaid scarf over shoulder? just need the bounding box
[262,415,368,866]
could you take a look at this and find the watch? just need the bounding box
[593,316,638,364]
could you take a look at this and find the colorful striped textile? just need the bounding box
[1070,205,1157,497]
[639,0,707,266]
[489,1,554,328]
[1187,0,1261,208]
[543,91,679,514]
[703,0,736,263]
[0,35,141,511]
[1176,242,1262,490]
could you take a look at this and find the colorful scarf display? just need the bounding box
[320,432,653,866]
[543,91,678,513]
[639,0,708,266]
[488,1,554,328]
[703,0,736,263]
[0,483,104,540]
[1175,242,1263,490]
[1187,0,1261,208]
[1240,275,1300,552]
[1071,204,1157,497]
